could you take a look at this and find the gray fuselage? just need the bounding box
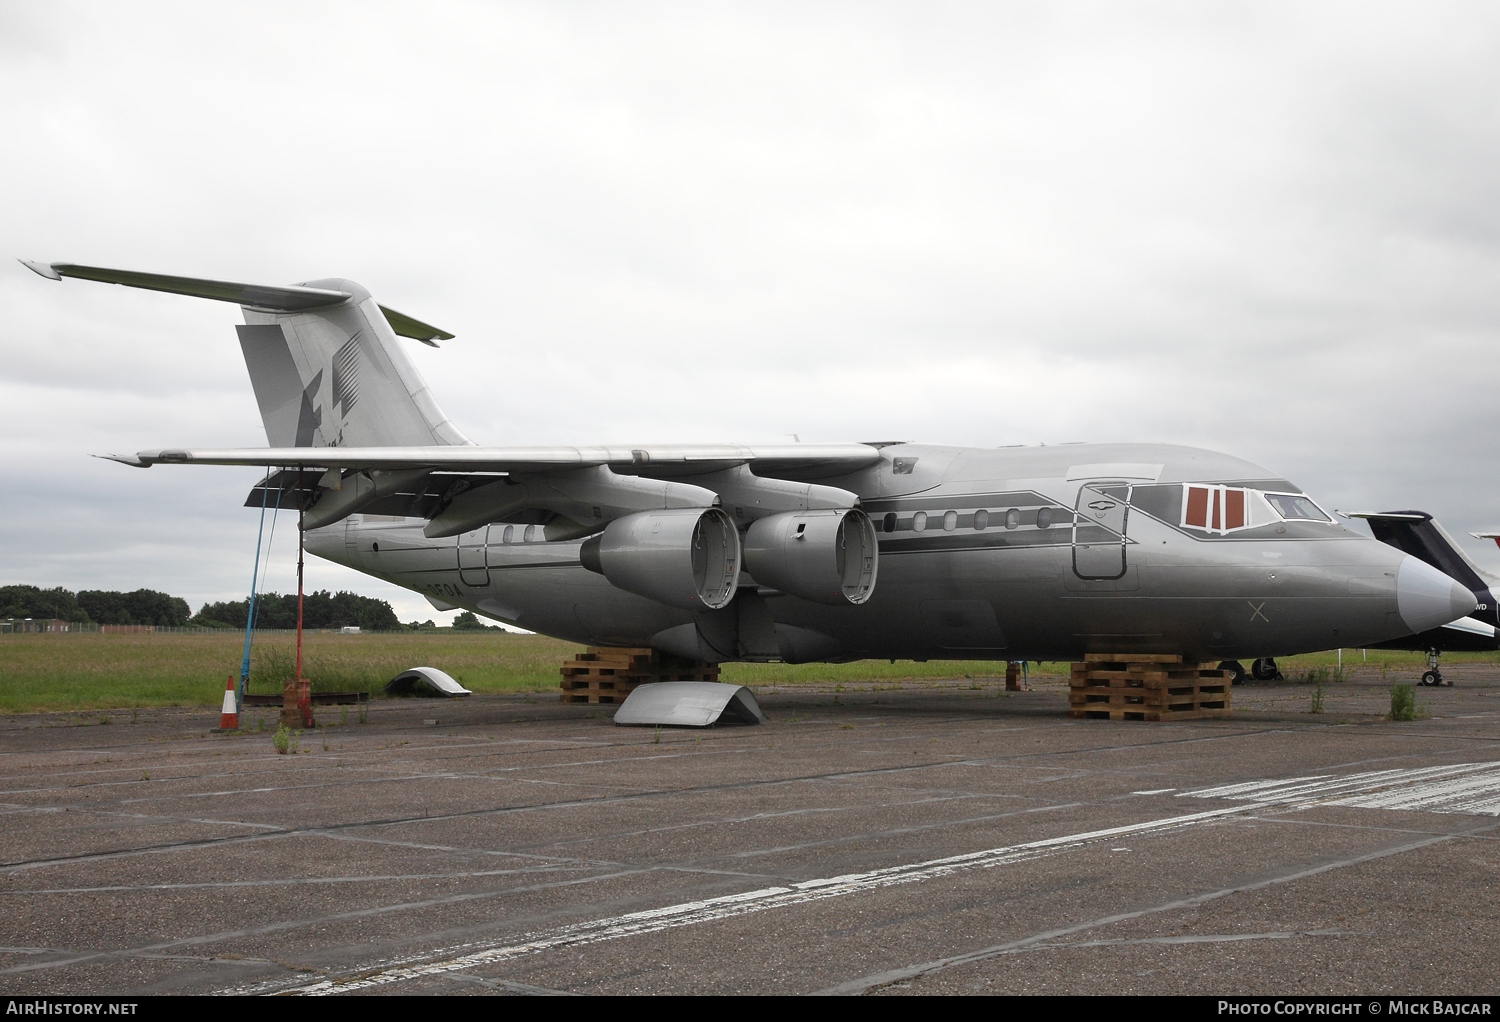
[304,442,1473,663]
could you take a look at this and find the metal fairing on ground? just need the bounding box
[386,667,472,697]
[27,260,1481,669]
[614,682,768,727]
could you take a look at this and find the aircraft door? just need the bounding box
[1073,483,1129,580]
[458,527,490,587]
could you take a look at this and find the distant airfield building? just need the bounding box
[2,618,80,633]
[0,619,159,633]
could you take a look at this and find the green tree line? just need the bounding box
[0,584,401,630]
[0,585,191,626]
[192,591,401,630]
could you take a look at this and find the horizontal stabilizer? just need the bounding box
[21,260,350,311]
[1443,616,1497,638]
[19,260,454,343]
[377,305,454,345]
[1339,511,1428,521]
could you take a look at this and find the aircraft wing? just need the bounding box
[111,443,886,536]
[113,443,882,475]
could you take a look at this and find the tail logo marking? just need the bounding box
[331,333,361,418]
[296,370,324,447]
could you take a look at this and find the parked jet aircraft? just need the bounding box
[24,261,1482,682]
[1340,511,1500,686]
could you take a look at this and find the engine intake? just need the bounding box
[742,508,878,605]
[580,508,741,610]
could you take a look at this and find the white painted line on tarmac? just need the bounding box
[812,833,1455,995]
[240,762,1500,996]
[250,802,1262,996]
[1185,761,1500,817]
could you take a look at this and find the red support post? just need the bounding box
[296,507,313,728]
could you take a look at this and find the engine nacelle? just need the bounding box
[580,508,741,610]
[742,508,878,605]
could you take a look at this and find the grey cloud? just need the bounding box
[7,1,1500,618]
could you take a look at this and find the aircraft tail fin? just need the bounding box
[1349,511,1496,592]
[237,277,470,448]
[22,260,471,448]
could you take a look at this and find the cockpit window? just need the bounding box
[1182,485,1250,533]
[1264,493,1330,522]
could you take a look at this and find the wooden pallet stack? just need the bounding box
[1068,654,1231,721]
[560,647,720,705]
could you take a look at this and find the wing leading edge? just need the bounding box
[119,443,882,474]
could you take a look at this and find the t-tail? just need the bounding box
[21,261,471,449]
[1346,510,1500,653]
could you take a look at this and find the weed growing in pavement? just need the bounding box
[1309,679,1326,714]
[98,715,110,725]
[1390,685,1416,721]
[357,701,368,724]
[130,708,138,723]
[339,706,348,726]
[139,771,150,781]
[272,724,293,754]
[652,726,662,745]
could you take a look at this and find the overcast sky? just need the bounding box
[5,1,1500,623]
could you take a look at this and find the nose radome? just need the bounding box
[1396,555,1478,634]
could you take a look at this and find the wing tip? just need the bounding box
[19,259,62,281]
[93,453,151,468]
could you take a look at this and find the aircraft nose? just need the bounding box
[1396,555,1478,633]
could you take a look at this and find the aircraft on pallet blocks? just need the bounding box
[23,260,1485,683]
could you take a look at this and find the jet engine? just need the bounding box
[580,507,741,610]
[742,508,878,605]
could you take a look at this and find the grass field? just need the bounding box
[0,630,1493,713]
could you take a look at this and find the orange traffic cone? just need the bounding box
[217,675,239,730]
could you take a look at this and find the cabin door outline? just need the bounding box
[1072,481,1130,580]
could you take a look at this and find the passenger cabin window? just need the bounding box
[1182,485,1250,534]
[1264,493,1330,522]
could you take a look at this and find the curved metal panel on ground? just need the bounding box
[385,666,473,697]
[613,682,767,727]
